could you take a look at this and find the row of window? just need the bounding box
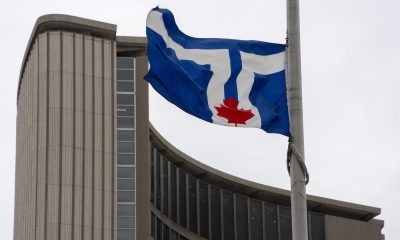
[116,57,136,240]
[150,145,326,240]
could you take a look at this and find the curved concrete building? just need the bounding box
[14,15,384,240]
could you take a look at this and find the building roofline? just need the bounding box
[18,14,117,102]
[149,123,381,221]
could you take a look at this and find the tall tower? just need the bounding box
[14,14,149,240]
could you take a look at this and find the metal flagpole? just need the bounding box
[286,0,309,239]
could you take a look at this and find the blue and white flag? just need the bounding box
[145,7,290,136]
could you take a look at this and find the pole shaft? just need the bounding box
[286,0,308,240]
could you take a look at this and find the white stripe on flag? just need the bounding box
[146,10,231,124]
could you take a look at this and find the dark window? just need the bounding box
[178,169,187,228]
[117,57,134,69]
[117,117,134,128]
[118,154,134,165]
[117,191,135,202]
[117,217,135,229]
[151,213,155,238]
[236,195,249,239]
[155,151,161,210]
[250,200,263,240]
[188,175,198,234]
[117,81,134,92]
[279,207,292,240]
[264,203,278,240]
[117,94,134,105]
[210,185,221,240]
[162,159,169,216]
[310,212,325,240]
[117,105,134,116]
[117,142,134,153]
[118,179,135,190]
[117,167,135,179]
[171,230,178,240]
[156,218,162,240]
[180,236,188,240]
[163,223,170,240]
[117,229,134,240]
[117,204,134,216]
[170,164,177,222]
[199,181,209,238]
[223,191,234,240]
[117,69,134,80]
[117,130,135,142]
[151,147,154,204]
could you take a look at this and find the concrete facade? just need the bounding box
[15,28,116,240]
[15,14,384,240]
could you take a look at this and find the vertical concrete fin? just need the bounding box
[83,35,93,240]
[47,31,61,240]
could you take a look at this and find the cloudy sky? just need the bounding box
[1,0,399,239]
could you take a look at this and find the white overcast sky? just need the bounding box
[1,0,399,239]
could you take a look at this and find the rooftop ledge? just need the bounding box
[18,14,147,102]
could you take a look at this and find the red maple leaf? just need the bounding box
[215,96,255,126]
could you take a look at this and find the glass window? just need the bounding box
[151,147,155,204]
[162,159,169,216]
[117,191,135,203]
[199,181,209,238]
[171,230,178,240]
[223,191,234,240]
[151,213,155,237]
[117,57,134,69]
[279,207,292,240]
[250,200,263,240]
[117,94,134,105]
[118,167,135,179]
[156,218,162,240]
[188,175,197,234]
[118,154,134,165]
[163,223,170,240]
[117,229,135,240]
[117,142,134,153]
[117,81,134,92]
[178,169,187,228]
[118,179,135,190]
[264,203,278,240]
[155,151,161,210]
[118,204,135,216]
[310,212,325,240]
[117,130,135,142]
[117,105,134,116]
[118,217,135,229]
[170,164,177,222]
[210,185,221,240]
[117,117,134,129]
[117,69,134,80]
[236,195,249,239]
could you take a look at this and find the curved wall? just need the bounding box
[149,125,384,240]
[149,135,325,240]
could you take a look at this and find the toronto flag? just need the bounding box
[144,7,290,136]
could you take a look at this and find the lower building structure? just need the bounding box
[14,14,384,240]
